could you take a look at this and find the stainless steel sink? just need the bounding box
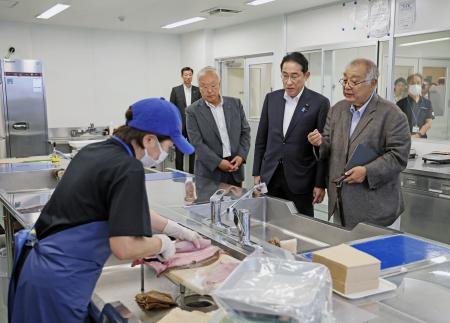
[184,196,396,254]
[0,168,60,192]
[184,196,329,253]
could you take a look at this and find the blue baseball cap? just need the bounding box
[127,98,195,155]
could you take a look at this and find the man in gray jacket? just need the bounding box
[186,67,251,186]
[308,58,411,228]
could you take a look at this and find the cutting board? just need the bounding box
[165,254,239,295]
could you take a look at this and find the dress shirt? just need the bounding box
[183,84,192,106]
[349,91,374,137]
[283,88,304,136]
[205,97,232,158]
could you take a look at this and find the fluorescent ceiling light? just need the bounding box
[36,3,70,19]
[247,0,276,6]
[399,37,450,47]
[162,17,206,29]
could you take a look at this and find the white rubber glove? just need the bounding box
[154,234,175,261]
[163,220,201,248]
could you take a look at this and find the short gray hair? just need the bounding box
[347,58,379,81]
[197,66,221,83]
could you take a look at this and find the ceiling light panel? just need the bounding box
[36,3,70,20]
[162,17,206,29]
[247,0,276,6]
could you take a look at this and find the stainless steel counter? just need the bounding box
[404,156,450,180]
[400,158,450,244]
[2,169,450,322]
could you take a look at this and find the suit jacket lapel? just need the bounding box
[200,100,222,143]
[222,98,233,138]
[179,85,187,108]
[349,93,378,144]
[284,88,310,139]
[340,102,352,160]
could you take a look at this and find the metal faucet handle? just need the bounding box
[210,189,227,203]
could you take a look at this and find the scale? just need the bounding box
[422,151,450,164]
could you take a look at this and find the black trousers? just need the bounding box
[267,164,314,217]
[220,171,242,187]
[175,148,195,174]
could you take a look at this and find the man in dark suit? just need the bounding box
[253,52,330,216]
[170,67,201,173]
[186,67,251,186]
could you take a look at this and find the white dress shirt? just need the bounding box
[205,97,232,158]
[349,91,374,136]
[183,84,192,106]
[283,88,304,136]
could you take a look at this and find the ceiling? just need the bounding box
[0,0,338,34]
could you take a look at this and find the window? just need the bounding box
[394,30,450,139]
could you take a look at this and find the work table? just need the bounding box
[2,167,450,322]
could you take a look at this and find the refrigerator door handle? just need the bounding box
[12,122,29,130]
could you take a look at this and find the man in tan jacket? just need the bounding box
[308,58,411,228]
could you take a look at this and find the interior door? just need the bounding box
[5,75,48,157]
[244,56,273,188]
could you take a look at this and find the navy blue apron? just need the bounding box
[8,136,133,323]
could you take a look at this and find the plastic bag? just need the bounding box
[212,251,334,323]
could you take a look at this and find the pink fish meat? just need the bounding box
[202,260,239,291]
[175,239,211,253]
[133,245,221,276]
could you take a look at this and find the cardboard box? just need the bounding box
[312,244,380,294]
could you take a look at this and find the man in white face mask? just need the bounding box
[397,73,434,138]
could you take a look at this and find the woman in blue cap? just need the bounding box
[8,98,198,323]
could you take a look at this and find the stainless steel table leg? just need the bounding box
[3,206,14,277]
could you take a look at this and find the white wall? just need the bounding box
[181,16,285,91]
[0,21,181,128]
[180,29,214,85]
[287,2,371,51]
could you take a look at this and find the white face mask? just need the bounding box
[141,140,168,168]
[408,84,422,97]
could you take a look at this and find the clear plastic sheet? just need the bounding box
[213,251,334,322]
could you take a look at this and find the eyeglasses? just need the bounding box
[339,78,371,88]
[281,74,301,82]
[199,83,218,90]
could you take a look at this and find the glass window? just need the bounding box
[249,62,272,118]
[220,58,245,102]
[394,30,450,139]
[324,45,378,106]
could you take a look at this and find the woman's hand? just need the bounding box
[154,234,176,260]
[163,220,201,248]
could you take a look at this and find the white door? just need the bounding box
[218,55,273,188]
[244,56,273,188]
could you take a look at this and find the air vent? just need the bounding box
[202,7,241,17]
[0,0,19,8]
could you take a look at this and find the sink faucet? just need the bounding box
[234,209,251,246]
[70,123,107,137]
[209,189,228,230]
[226,182,268,216]
[225,182,267,246]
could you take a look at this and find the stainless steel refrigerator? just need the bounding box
[0,59,49,158]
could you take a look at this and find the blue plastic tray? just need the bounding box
[303,235,450,270]
[145,172,191,181]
